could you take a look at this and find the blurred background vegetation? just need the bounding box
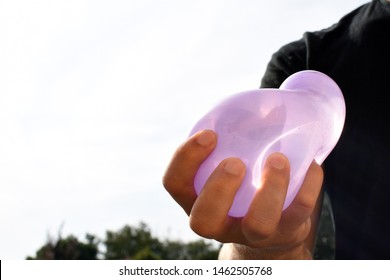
[27,195,334,260]
[26,222,221,260]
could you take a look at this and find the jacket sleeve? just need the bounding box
[260,38,308,88]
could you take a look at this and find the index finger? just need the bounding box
[162,129,217,214]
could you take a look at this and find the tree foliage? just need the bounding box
[27,222,221,260]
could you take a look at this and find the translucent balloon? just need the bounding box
[189,70,346,217]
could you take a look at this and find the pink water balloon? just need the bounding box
[189,70,346,217]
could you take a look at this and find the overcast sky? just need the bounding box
[0,0,369,259]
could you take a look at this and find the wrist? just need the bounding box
[218,243,312,260]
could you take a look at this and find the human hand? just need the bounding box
[162,129,323,259]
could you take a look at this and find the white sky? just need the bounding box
[0,0,369,259]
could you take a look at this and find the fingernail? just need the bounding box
[223,158,244,176]
[196,130,215,147]
[267,153,287,170]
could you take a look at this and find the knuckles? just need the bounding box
[241,214,278,242]
[189,214,224,239]
[162,172,178,193]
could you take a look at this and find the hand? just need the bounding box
[162,129,324,259]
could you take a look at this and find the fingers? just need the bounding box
[279,160,324,233]
[189,158,246,238]
[164,140,324,252]
[242,153,290,242]
[162,130,217,214]
[189,152,292,245]
[240,155,323,247]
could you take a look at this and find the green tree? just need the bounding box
[27,233,99,260]
[103,222,164,260]
[161,239,220,260]
[185,240,220,260]
[27,222,220,260]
